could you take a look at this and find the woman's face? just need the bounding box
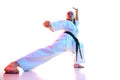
[67,11,74,20]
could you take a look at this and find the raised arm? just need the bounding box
[73,7,79,21]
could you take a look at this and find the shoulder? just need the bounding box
[51,20,68,24]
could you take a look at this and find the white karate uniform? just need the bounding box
[17,20,85,71]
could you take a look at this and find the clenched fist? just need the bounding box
[43,21,51,28]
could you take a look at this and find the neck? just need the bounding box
[67,18,76,25]
[67,18,73,21]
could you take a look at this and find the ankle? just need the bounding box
[11,61,19,67]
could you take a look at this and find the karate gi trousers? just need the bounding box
[17,33,85,71]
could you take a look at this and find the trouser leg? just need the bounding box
[17,36,67,71]
[17,46,64,71]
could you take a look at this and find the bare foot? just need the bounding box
[74,64,84,68]
[4,62,19,74]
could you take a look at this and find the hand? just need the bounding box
[73,7,78,11]
[43,21,50,28]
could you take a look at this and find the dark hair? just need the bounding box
[73,18,76,25]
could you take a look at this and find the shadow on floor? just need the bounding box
[3,71,44,80]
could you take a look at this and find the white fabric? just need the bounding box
[51,20,79,36]
[17,20,85,71]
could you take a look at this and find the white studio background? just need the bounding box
[0,0,120,79]
[0,0,79,60]
[0,0,80,67]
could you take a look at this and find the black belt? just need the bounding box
[64,31,82,61]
